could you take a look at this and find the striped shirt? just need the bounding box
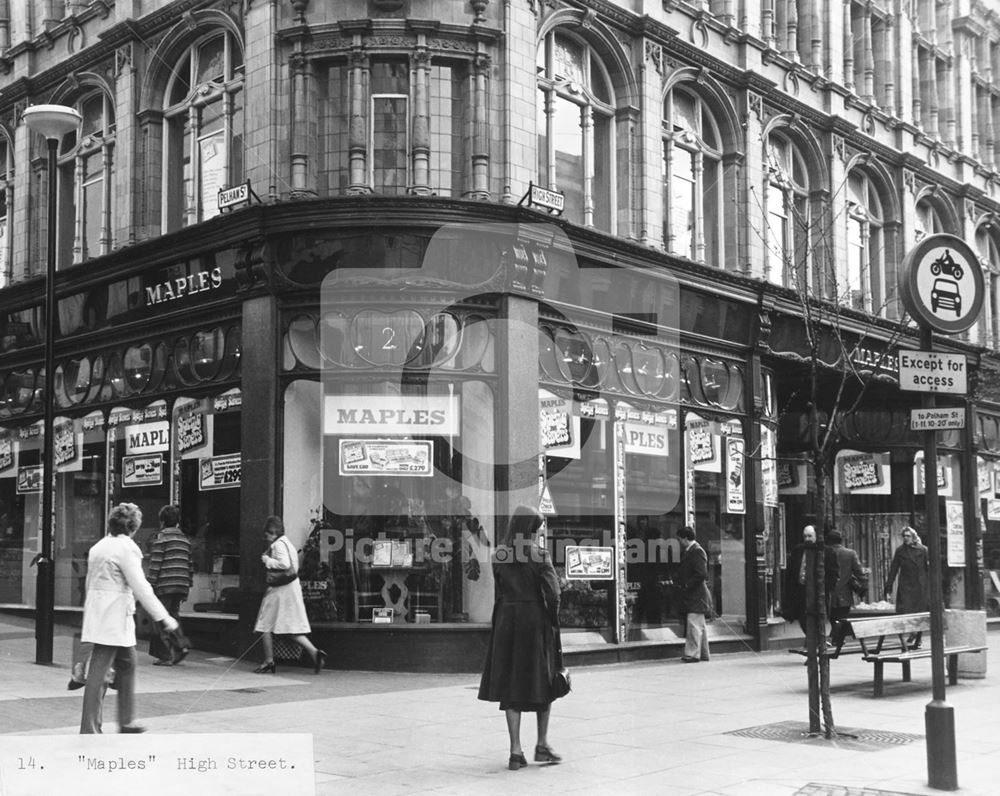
[148,527,193,597]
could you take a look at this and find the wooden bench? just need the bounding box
[840,612,988,698]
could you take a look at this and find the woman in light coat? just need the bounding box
[80,502,178,734]
[253,515,326,673]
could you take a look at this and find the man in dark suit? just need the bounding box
[676,526,712,662]
[824,528,865,644]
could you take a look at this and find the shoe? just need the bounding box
[534,745,561,764]
[67,679,85,691]
[313,649,327,674]
[253,661,276,674]
[680,656,700,663]
[120,724,146,734]
[153,659,173,666]
[508,752,527,770]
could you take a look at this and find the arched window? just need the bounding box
[974,224,1000,349]
[662,87,722,263]
[56,89,115,267]
[915,198,944,242]
[764,133,809,287]
[537,31,615,230]
[843,170,884,312]
[0,134,11,286]
[162,31,244,231]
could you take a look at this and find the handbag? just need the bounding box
[848,572,868,598]
[157,620,191,664]
[265,537,299,587]
[551,626,572,700]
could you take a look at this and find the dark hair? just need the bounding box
[159,504,181,528]
[677,525,696,541]
[263,515,285,536]
[107,503,142,536]
[500,505,544,547]
[826,529,843,544]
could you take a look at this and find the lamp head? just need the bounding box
[23,104,81,141]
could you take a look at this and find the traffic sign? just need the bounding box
[898,234,984,334]
[910,407,965,431]
[898,350,967,394]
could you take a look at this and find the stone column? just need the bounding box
[346,45,370,195]
[639,40,664,248]
[289,51,316,198]
[409,45,431,195]
[469,52,491,199]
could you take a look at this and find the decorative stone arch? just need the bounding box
[536,8,638,108]
[662,67,743,156]
[139,9,245,112]
[50,71,116,110]
[844,153,899,224]
[761,113,827,189]
[913,185,960,235]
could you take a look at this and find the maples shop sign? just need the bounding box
[324,396,459,436]
[125,421,170,454]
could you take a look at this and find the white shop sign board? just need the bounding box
[910,407,965,431]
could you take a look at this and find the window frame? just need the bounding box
[764,133,810,288]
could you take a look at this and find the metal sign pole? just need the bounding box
[920,326,957,790]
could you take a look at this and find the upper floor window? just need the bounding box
[537,31,614,230]
[915,198,944,242]
[319,58,467,197]
[974,224,1000,349]
[0,135,11,286]
[662,87,721,263]
[57,90,115,267]
[162,31,244,232]
[843,170,884,313]
[764,133,809,288]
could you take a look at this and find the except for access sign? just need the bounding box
[910,407,965,431]
[898,350,967,394]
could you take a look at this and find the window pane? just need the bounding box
[82,169,102,260]
[230,92,244,184]
[81,95,103,138]
[672,92,697,133]
[554,97,583,224]
[197,36,226,84]
[372,96,408,195]
[430,64,464,197]
[554,36,585,84]
[703,157,719,264]
[671,145,695,257]
[593,113,611,231]
[847,217,865,309]
[199,129,225,222]
[766,183,786,285]
[537,88,549,187]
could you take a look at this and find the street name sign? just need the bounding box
[898,350,967,394]
[910,407,965,431]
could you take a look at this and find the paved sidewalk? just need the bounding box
[1,614,997,795]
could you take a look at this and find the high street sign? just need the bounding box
[898,350,967,394]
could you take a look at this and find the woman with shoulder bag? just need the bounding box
[253,516,326,674]
[478,505,563,770]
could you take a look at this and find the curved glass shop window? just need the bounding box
[0,422,41,605]
[284,378,496,625]
[55,411,107,608]
[174,391,242,610]
[542,393,613,636]
[684,412,746,625]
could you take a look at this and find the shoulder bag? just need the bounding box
[537,569,571,700]
[265,537,299,587]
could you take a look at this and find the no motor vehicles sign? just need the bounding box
[898,350,967,394]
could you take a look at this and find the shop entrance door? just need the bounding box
[836,513,910,605]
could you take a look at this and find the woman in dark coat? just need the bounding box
[885,526,929,613]
[478,505,562,770]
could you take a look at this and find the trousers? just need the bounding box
[80,644,136,734]
[684,612,710,660]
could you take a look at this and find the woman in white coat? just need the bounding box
[80,503,178,733]
[253,515,326,673]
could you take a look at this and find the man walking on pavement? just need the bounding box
[676,525,712,662]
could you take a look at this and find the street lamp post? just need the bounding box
[23,104,81,665]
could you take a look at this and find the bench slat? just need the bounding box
[842,612,932,638]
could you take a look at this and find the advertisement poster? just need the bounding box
[565,545,613,580]
[687,419,720,472]
[539,391,580,459]
[0,434,13,473]
[54,422,80,470]
[199,453,242,491]
[761,425,778,507]
[122,453,164,488]
[16,465,42,494]
[987,499,1000,521]
[913,451,955,497]
[945,499,965,567]
[338,439,432,476]
[726,437,746,514]
[834,449,891,495]
[176,408,206,453]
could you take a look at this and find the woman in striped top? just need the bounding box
[147,504,193,665]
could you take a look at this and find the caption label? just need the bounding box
[0,734,314,796]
